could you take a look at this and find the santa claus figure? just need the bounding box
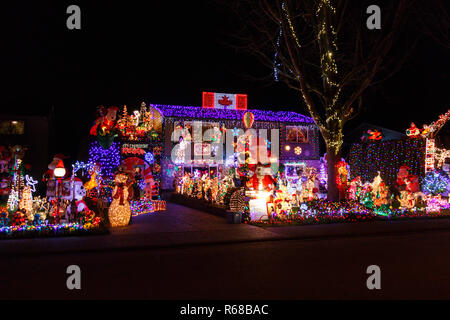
[406,122,421,137]
[250,162,276,191]
[144,174,156,199]
[43,154,67,181]
[348,176,362,200]
[396,165,420,193]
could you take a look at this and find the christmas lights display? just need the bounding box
[116,103,164,202]
[174,149,327,222]
[0,150,103,238]
[410,109,450,139]
[152,104,314,123]
[361,129,383,141]
[157,99,319,195]
[87,103,168,226]
[348,138,425,189]
[0,222,103,240]
[434,147,450,170]
[130,198,154,216]
[164,98,450,224]
[88,141,121,179]
[108,172,133,227]
[0,98,446,233]
[421,170,450,196]
[346,114,450,217]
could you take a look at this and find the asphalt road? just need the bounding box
[1,229,449,299]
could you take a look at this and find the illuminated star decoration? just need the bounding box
[25,175,38,193]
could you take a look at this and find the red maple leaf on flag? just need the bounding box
[218,95,232,106]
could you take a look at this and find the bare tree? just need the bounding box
[226,0,415,201]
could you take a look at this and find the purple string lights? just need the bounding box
[151,104,314,124]
[88,141,121,179]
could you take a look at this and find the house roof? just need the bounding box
[345,122,406,142]
[151,104,315,124]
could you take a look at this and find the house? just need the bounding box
[152,103,320,190]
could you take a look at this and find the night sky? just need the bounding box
[1,1,448,160]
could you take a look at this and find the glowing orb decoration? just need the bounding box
[242,111,254,129]
[294,146,302,155]
[144,152,155,164]
[285,145,291,151]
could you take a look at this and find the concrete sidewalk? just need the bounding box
[1,203,450,257]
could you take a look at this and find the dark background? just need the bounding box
[0,0,448,161]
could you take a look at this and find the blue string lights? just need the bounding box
[144,151,155,164]
[273,21,283,82]
[88,141,121,179]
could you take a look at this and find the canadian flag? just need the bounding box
[202,92,247,110]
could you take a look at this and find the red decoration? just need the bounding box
[202,92,215,108]
[367,129,382,140]
[406,122,421,138]
[396,165,420,192]
[235,94,247,110]
[335,161,349,199]
[218,96,232,107]
[121,148,145,155]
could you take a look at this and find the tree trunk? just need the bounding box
[326,144,342,202]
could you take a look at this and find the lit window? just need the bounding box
[286,126,309,143]
[0,121,25,135]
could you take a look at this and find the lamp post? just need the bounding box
[53,160,66,224]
